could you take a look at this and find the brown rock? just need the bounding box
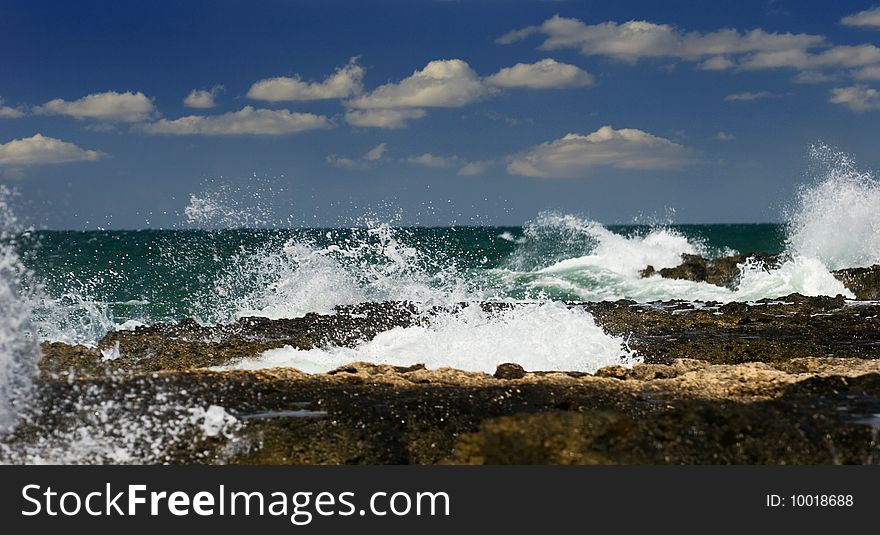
[833,265,880,300]
[494,363,527,380]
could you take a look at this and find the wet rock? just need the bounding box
[585,293,875,365]
[38,295,880,378]
[5,358,880,464]
[833,265,880,300]
[647,253,880,300]
[654,253,783,289]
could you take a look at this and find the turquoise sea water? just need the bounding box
[8,221,806,345]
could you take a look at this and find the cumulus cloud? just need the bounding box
[457,160,492,175]
[0,98,25,119]
[496,26,540,45]
[138,106,332,135]
[724,91,777,101]
[364,143,387,161]
[829,84,880,111]
[485,58,593,89]
[247,58,364,102]
[34,91,156,122]
[697,56,736,70]
[184,85,224,108]
[350,59,490,109]
[793,71,837,84]
[344,108,427,128]
[402,153,491,175]
[345,57,593,128]
[715,131,735,141]
[842,7,880,28]
[0,134,103,166]
[738,44,880,71]
[506,125,693,178]
[498,15,880,80]
[326,143,389,170]
[326,154,361,169]
[852,65,880,80]
[402,153,462,168]
[499,15,824,64]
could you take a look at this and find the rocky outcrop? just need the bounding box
[17,296,880,465]
[644,253,880,300]
[38,295,880,378]
[832,265,880,300]
[642,252,782,289]
[4,358,880,464]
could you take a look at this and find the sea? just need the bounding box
[1,144,880,439]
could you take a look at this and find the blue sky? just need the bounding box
[2,0,880,228]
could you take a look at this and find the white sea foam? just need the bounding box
[491,206,852,303]
[224,301,636,374]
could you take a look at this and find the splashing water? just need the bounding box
[201,221,476,322]
[0,187,39,434]
[503,212,707,274]
[491,212,848,303]
[786,144,880,270]
[224,301,636,374]
[184,179,285,229]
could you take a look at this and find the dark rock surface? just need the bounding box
[833,265,880,300]
[644,252,880,300]
[17,296,880,465]
[4,359,879,464]
[649,253,783,289]
[40,295,880,377]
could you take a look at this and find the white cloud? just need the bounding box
[842,7,880,28]
[486,58,593,89]
[499,15,880,79]
[402,153,491,175]
[715,131,735,141]
[500,15,825,64]
[0,98,25,119]
[507,125,693,178]
[697,56,736,70]
[496,26,540,45]
[852,65,880,80]
[829,84,880,111]
[138,106,332,135]
[349,59,490,109]
[247,58,363,102]
[326,155,361,169]
[458,160,492,175]
[738,44,880,71]
[0,134,103,166]
[403,153,462,168]
[34,91,156,122]
[327,143,388,169]
[724,91,777,101]
[792,71,837,84]
[184,85,224,108]
[364,143,387,161]
[83,123,116,132]
[344,108,426,128]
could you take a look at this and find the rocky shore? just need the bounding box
[3,291,878,465]
[642,252,880,300]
